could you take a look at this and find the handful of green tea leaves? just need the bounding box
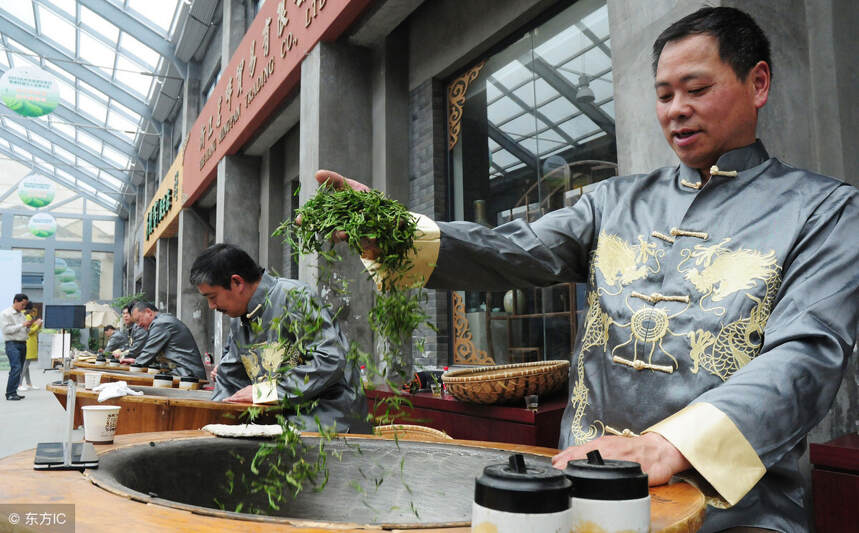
[282,183,418,284]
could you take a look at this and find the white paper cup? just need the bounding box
[84,372,102,390]
[82,405,120,443]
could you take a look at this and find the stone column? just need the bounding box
[300,42,376,365]
[408,78,448,369]
[155,237,178,313]
[138,170,157,302]
[371,28,409,203]
[221,0,248,61]
[282,127,301,278]
[181,62,201,139]
[177,209,213,355]
[141,256,156,303]
[213,154,260,356]
[125,222,135,295]
[144,170,157,210]
[215,155,261,248]
[258,140,285,275]
[158,122,174,181]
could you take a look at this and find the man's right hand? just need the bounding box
[307,170,382,260]
[22,319,33,327]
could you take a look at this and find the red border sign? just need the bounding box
[182,0,372,206]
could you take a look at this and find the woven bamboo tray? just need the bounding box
[374,424,453,441]
[442,360,569,405]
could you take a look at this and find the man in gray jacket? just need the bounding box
[128,301,206,379]
[309,8,858,531]
[122,303,148,359]
[102,325,126,354]
[190,243,368,433]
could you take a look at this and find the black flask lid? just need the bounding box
[474,454,571,514]
[565,450,648,500]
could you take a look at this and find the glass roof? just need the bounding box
[0,0,184,214]
[485,3,614,179]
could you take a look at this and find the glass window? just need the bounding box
[90,251,114,301]
[53,250,83,302]
[13,248,45,269]
[12,216,32,239]
[55,218,83,241]
[445,0,616,366]
[50,197,85,214]
[91,220,116,244]
[85,200,115,216]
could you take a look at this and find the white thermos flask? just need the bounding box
[471,453,572,533]
[564,450,650,532]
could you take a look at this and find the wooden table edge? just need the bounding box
[0,431,705,532]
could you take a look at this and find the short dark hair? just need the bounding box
[122,302,136,314]
[652,7,772,82]
[104,325,116,332]
[132,301,158,314]
[13,293,28,303]
[190,243,264,289]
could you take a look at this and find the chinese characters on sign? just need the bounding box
[197,0,313,171]
[143,137,186,255]
[183,0,372,207]
[145,188,172,240]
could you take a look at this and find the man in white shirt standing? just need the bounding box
[1,293,32,401]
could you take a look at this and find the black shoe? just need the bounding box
[6,394,24,400]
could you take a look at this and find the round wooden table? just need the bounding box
[0,431,705,532]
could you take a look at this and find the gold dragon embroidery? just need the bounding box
[594,234,663,295]
[680,239,783,380]
[569,289,612,445]
[570,233,663,444]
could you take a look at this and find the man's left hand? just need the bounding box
[120,357,135,365]
[224,385,254,403]
[551,432,691,486]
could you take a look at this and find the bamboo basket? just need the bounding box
[374,424,453,441]
[442,360,570,405]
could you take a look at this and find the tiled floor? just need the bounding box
[0,366,83,459]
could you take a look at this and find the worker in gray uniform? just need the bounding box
[119,302,148,359]
[310,8,858,532]
[102,325,126,354]
[129,301,206,379]
[190,243,369,434]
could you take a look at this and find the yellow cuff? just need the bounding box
[360,213,440,289]
[645,402,765,506]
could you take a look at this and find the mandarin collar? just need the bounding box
[245,271,274,321]
[678,140,771,186]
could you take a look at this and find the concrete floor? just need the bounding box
[0,366,83,459]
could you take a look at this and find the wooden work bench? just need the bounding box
[47,383,273,435]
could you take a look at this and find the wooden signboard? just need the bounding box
[181,0,371,206]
